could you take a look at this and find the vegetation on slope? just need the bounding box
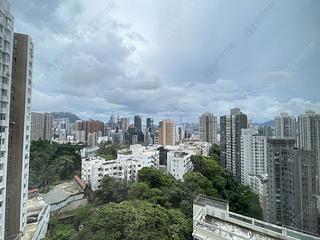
[29,140,83,192]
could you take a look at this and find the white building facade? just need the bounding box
[166,142,210,180]
[240,128,267,185]
[0,1,13,238]
[81,145,159,191]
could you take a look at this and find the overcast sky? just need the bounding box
[10,0,320,123]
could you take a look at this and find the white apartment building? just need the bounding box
[0,1,13,238]
[81,145,159,191]
[167,150,193,180]
[166,142,210,180]
[240,128,267,185]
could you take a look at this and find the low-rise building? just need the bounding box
[193,195,319,240]
[167,150,193,180]
[81,145,159,191]
[165,142,210,180]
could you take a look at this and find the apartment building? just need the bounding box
[5,33,33,240]
[159,119,176,146]
[0,1,14,238]
[240,128,267,185]
[81,145,159,191]
[199,112,217,144]
[30,112,53,141]
[267,139,318,235]
[220,108,248,181]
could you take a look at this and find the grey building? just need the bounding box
[134,115,142,132]
[220,108,248,181]
[199,112,217,144]
[6,33,33,240]
[297,111,320,193]
[146,117,154,131]
[31,112,53,141]
[274,113,297,139]
[267,139,318,235]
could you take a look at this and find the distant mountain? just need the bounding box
[52,112,80,123]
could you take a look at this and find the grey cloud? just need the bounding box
[11,0,320,122]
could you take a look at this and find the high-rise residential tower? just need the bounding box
[0,1,14,238]
[297,111,320,193]
[267,139,318,234]
[159,119,176,146]
[30,112,53,141]
[5,33,33,239]
[274,113,297,139]
[199,112,217,144]
[220,108,248,181]
[240,128,267,185]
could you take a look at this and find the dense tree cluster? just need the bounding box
[29,140,83,192]
[46,144,262,239]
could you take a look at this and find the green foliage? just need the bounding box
[97,143,121,160]
[138,167,177,188]
[48,224,76,240]
[191,154,262,219]
[81,200,192,240]
[100,175,130,202]
[209,143,220,160]
[74,204,93,226]
[29,140,83,192]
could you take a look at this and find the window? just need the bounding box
[1,89,7,96]
[0,101,7,108]
[2,77,8,84]
[0,114,6,120]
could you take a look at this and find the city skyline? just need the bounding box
[10,0,320,122]
[2,1,320,239]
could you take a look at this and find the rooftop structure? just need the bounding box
[193,195,319,240]
[42,178,86,214]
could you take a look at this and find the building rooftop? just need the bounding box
[193,195,320,240]
[43,180,83,205]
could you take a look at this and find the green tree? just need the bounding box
[138,167,176,189]
[100,175,129,202]
[50,224,76,240]
[29,140,83,192]
[74,204,93,226]
[82,200,191,240]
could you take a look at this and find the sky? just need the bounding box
[10,0,320,123]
